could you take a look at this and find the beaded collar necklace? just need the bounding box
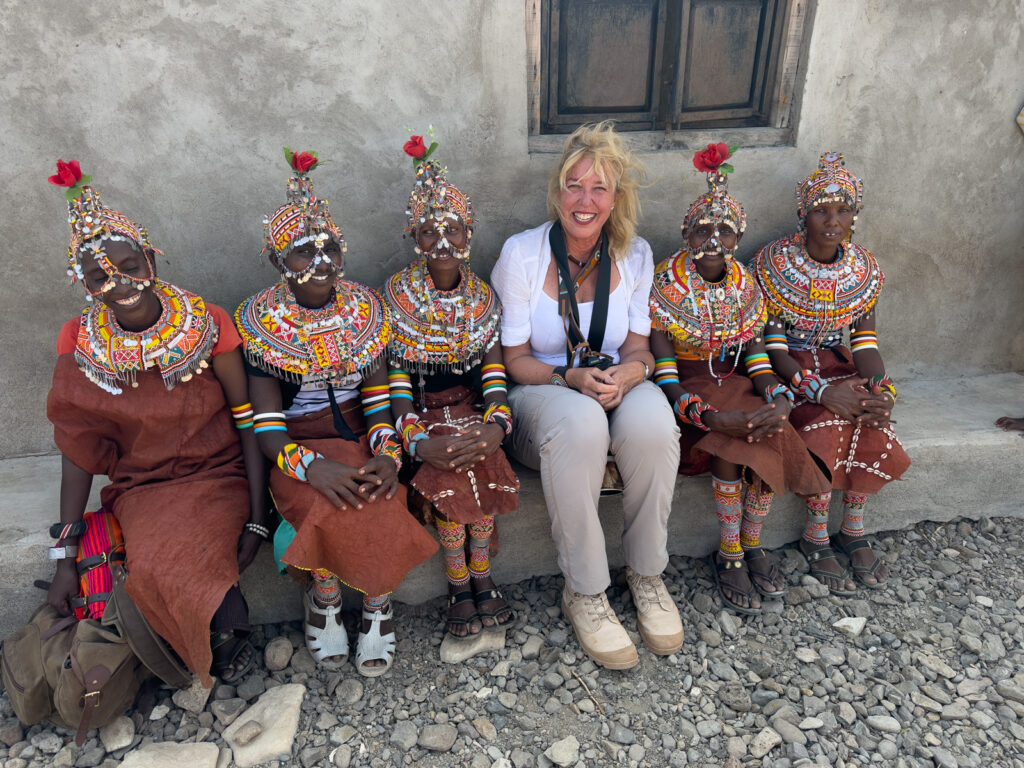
[753,234,883,348]
[74,281,218,394]
[235,280,389,386]
[651,252,766,384]
[383,258,500,376]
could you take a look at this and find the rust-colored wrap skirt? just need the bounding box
[676,358,830,496]
[271,402,438,595]
[787,346,910,493]
[406,386,519,526]
[48,354,248,687]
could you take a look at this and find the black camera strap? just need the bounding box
[549,221,611,366]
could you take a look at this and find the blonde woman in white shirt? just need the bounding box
[491,122,682,670]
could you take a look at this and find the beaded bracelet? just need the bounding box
[368,424,403,470]
[254,412,288,435]
[870,374,897,402]
[481,363,508,397]
[673,393,718,432]
[276,442,323,482]
[396,412,429,453]
[763,382,795,405]
[791,370,829,403]
[231,402,254,430]
[653,358,679,387]
[244,522,270,540]
[483,402,513,437]
[744,352,773,381]
[850,329,879,353]
[49,521,88,541]
[388,369,414,403]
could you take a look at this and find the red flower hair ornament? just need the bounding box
[283,147,319,175]
[48,159,93,201]
[403,134,438,168]
[692,143,736,175]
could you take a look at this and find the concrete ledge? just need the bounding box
[2,373,1023,636]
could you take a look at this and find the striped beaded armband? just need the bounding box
[360,384,391,421]
[481,363,508,397]
[276,442,323,482]
[230,402,254,430]
[388,369,414,402]
[743,352,773,380]
[673,393,718,432]
[396,412,429,453]
[254,412,288,435]
[368,424,403,470]
[764,332,789,352]
[653,358,679,387]
[791,370,828,403]
[483,402,513,437]
[850,330,879,353]
[870,374,897,402]
[763,382,795,405]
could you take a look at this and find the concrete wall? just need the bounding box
[2,0,1023,459]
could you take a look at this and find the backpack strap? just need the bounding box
[75,664,112,745]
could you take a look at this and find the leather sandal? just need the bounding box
[801,544,856,596]
[709,553,761,616]
[832,536,886,589]
[744,548,788,598]
[304,588,349,670]
[211,632,255,684]
[445,590,481,638]
[473,586,516,632]
[356,604,396,678]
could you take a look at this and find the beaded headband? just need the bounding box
[48,159,157,300]
[262,148,347,283]
[797,151,863,227]
[682,143,746,260]
[403,132,473,260]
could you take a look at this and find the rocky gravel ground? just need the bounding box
[1,515,1023,768]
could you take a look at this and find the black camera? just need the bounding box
[580,353,614,371]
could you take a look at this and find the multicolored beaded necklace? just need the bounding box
[235,280,390,386]
[753,233,883,349]
[382,258,500,377]
[74,281,218,394]
[650,253,767,385]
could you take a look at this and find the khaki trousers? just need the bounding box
[508,380,680,594]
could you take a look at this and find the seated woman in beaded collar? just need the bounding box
[752,152,910,593]
[44,161,266,685]
[382,134,519,640]
[650,146,830,615]
[236,150,438,677]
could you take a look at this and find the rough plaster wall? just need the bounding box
[1,0,1022,458]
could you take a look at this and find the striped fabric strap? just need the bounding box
[230,402,254,430]
[388,369,414,401]
[653,357,679,387]
[850,329,879,353]
[481,363,508,396]
[764,332,789,352]
[743,352,773,379]
[276,442,323,482]
[254,412,288,434]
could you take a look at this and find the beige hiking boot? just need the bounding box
[561,586,639,670]
[625,567,684,655]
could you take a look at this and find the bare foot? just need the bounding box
[834,531,889,587]
[996,416,1024,436]
[799,539,856,594]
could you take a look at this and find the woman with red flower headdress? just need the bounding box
[381,134,519,642]
[650,146,829,614]
[44,161,266,686]
[752,152,910,593]
[236,149,437,677]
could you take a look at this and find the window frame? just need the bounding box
[525,0,816,152]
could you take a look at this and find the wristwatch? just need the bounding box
[48,545,78,560]
[638,359,650,379]
[550,365,569,387]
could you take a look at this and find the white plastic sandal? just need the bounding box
[356,603,396,678]
[304,588,349,670]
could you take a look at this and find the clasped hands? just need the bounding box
[819,377,893,427]
[566,361,645,410]
[704,397,792,443]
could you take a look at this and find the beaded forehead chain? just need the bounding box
[262,148,347,283]
[682,143,746,260]
[797,151,864,230]
[403,131,474,261]
[48,159,157,300]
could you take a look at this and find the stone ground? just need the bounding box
[1,515,1023,768]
